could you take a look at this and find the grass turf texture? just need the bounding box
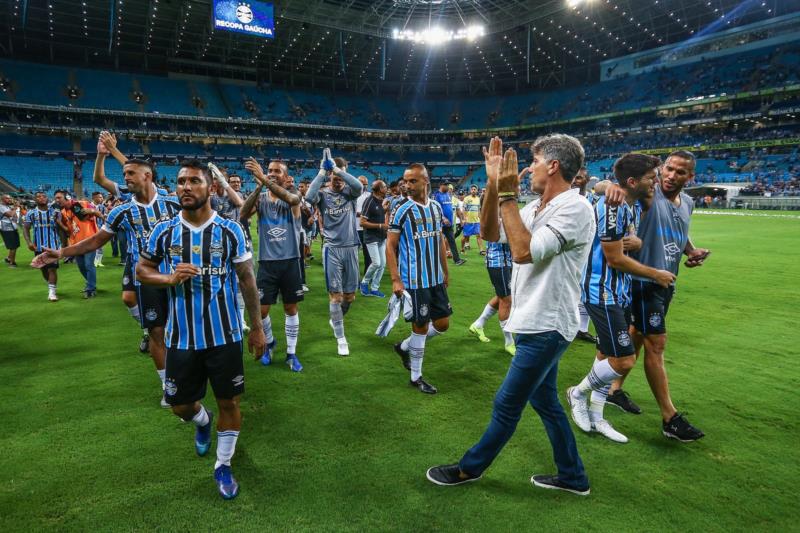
[1,210,798,531]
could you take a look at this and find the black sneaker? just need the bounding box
[139,333,150,354]
[605,389,642,415]
[410,377,437,394]
[662,413,705,442]
[9,262,17,268]
[394,342,411,370]
[83,290,97,299]
[531,474,590,496]
[455,259,467,266]
[575,331,597,343]
[426,464,481,486]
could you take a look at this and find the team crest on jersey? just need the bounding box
[122,275,130,285]
[169,245,183,255]
[164,379,177,396]
[148,216,157,224]
[191,245,202,254]
[617,332,631,347]
[649,313,662,327]
[145,308,158,321]
[132,217,142,225]
[210,241,224,257]
[419,304,429,317]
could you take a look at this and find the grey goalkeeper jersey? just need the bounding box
[315,185,360,247]
[632,184,693,280]
[256,192,301,261]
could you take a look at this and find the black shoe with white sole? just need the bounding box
[394,342,411,370]
[605,389,642,415]
[426,464,481,486]
[574,331,597,344]
[409,377,437,394]
[531,474,590,496]
[662,413,705,442]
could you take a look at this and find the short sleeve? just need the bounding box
[24,211,32,225]
[102,204,126,234]
[530,198,594,263]
[388,202,407,233]
[230,222,252,263]
[596,201,626,242]
[139,221,168,263]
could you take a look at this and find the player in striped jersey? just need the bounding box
[567,153,675,443]
[137,160,265,500]
[91,192,108,267]
[37,157,180,407]
[23,192,62,301]
[387,163,451,394]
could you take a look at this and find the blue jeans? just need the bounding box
[75,250,97,292]
[459,331,588,488]
[361,240,386,290]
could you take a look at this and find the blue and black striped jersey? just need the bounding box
[102,194,181,268]
[389,198,444,289]
[24,207,61,251]
[581,196,641,307]
[114,182,170,202]
[142,213,252,350]
[485,241,513,268]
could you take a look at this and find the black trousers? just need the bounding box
[358,230,371,276]
[442,225,461,262]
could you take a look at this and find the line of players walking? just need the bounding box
[16,130,709,500]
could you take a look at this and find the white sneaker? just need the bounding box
[302,284,310,292]
[48,292,58,302]
[592,419,628,443]
[160,396,170,409]
[337,339,349,357]
[566,386,591,432]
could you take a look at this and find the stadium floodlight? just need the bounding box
[391,24,485,45]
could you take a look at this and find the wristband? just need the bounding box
[498,191,517,198]
[499,197,518,207]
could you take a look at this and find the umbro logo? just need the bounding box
[267,227,287,238]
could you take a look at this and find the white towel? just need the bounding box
[375,291,413,337]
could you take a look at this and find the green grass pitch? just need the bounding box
[1,210,798,531]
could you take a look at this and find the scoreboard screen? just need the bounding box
[213,0,275,39]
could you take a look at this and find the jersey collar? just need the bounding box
[179,211,218,232]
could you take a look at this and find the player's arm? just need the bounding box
[209,163,244,208]
[385,230,403,297]
[239,184,264,222]
[333,168,363,198]
[99,131,127,166]
[439,232,449,288]
[479,169,500,242]
[305,168,326,205]
[92,152,121,197]
[42,229,113,259]
[22,217,35,251]
[136,256,199,287]
[601,240,674,287]
[234,260,266,358]
[492,144,533,263]
[683,236,710,268]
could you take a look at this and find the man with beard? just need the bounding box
[137,160,265,500]
[23,192,62,300]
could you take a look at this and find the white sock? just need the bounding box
[128,305,141,324]
[329,303,345,339]
[48,283,57,293]
[156,368,166,387]
[261,316,274,345]
[285,313,299,355]
[589,386,610,424]
[408,332,426,381]
[215,430,240,469]
[426,323,442,339]
[578,302,590,333]
[574,358,622,397]
[499,319,514,345]
[95,248,104,262]
[191,405,210,427]
[473,304,497,328]
[400,335,411,352]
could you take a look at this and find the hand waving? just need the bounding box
[482,136,503,185]
[244,157,268,186]
[496,147,519,194]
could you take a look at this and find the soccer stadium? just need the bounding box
[1,0,798,530]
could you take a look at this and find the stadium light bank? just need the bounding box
[391,25,485,46]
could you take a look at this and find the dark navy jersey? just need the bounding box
[142,213,252,350]
[102,194,181,269]
[24,207,61,251]
[389,198,444,289]
[582,196,641,307]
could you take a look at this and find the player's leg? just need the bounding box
[164,346,214,460]
[94,241,104,267]
[575,302,596,343]
[606,326,643,413]
[279,259,304,370]
[470,296,498,343]
[567,303,635,442]
[256,260,278,365]
[138,284,169,407]
[476,235,484,255]
[498,295,515,355]
[207,341,246,499]
[45,263,58,301]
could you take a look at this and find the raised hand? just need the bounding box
[497,147,519,193]
[482,136,503,185]
[99,131,117,151]
[244,157,267,186]
[320,148,335,172]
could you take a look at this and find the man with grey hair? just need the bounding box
[427,134,595,496]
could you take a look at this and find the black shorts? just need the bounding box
[136,283,169,329]
[1,229,20,250]
[122,257,135,292]
[631,280,674,335]
[585,302,634,357]
[407,284,452,326]
[257,259,304,305]
[488,266,512,298]
[164,341,244,405]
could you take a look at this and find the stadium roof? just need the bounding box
[3,0,799,95]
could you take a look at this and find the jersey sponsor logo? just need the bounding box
[607,206,618,228]
[617,332,631,347]
[232,374,245,387]
[145,308,158,321]
[649,313,662,327]
[200,265,228,276]
[412,229,441,240]
[326,205,352,216]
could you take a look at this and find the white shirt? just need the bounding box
[0,204,18,231]
[356,190,371,229]
[504,188,596,340]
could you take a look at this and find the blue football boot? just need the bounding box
[214,465,240,500]
[195,410,213,457]
[286,354,303,372]
[260,339,277,366]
